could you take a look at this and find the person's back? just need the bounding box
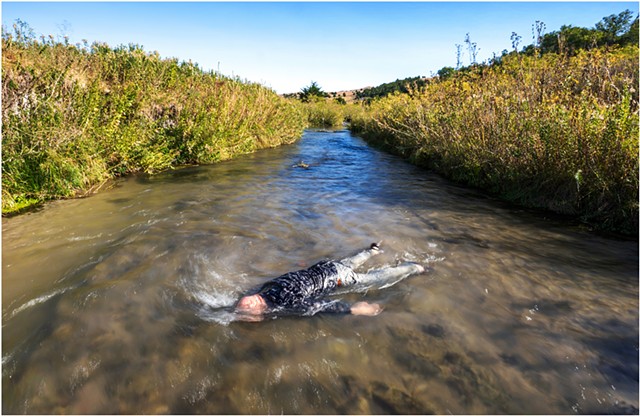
[235,243,424,319]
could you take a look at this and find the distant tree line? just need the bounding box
[355,76,427,100]
[287,10,638,102]
[437,10,638,79]
[527,9,638,56]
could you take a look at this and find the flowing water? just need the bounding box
[2,129,638,414]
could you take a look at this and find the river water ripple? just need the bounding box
[2,129,638,414]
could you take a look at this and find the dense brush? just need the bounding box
[349,46,639,235]
[2,22,306,214]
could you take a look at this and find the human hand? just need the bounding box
[350,301,383,316]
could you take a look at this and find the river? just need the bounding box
[2,129,638,414]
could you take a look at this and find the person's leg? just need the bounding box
[355,262,425,289]
[340,243,382,270]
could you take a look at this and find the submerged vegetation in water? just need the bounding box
[349,12,639,235]
[1,20,306,214]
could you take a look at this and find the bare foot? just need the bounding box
[370,242,384,254]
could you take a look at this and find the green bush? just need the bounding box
[303,99,345,128]
[2,22,306,214]
[351,46,639,235]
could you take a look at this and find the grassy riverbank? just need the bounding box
[2,22,306,214]
[302,99,367,129]
[350,46,639,235]
[303,100,345,129]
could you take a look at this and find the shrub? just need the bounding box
[351,46,639,235]
[2,22,306,214]
[303,99,345,128]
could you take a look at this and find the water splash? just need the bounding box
[175,253,250,325]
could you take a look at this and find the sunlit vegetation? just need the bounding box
[6,10,637,235]
[301,99,368,130]
[350,11,639,234]
[525,9,638,56]
[303,100,345,129]
[2,20,306,214]
[289,81,346,129]
[355,76,427,101]
[297,81,328,102]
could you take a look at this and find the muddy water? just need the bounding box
[2,129,638,414]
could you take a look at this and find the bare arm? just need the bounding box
[350,301,383,316]
[303,299,382,316]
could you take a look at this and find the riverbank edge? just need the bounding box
[1,142,305,217]
[352,128,638,238]
[2,26,308,216]
[347,46,639,237]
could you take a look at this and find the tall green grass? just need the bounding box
[351,46,639,235]
[2,22,306,214]
[301,98,368,129]
[302,99,345,129]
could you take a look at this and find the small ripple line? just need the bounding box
[6,287,73,320]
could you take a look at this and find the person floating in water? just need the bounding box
[235,243,425,319]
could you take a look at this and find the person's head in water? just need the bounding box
[236,294,268,315]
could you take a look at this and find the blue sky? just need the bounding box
[2,2,638,93]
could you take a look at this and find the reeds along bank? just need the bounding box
[349,46,639,235]
[1,24,306,214]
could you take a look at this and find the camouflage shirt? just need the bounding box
[257,260,358,315]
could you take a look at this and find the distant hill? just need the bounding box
[325,76,428,103]
[282,88,362,103]
[283,76,429,103]
[325,88,361,103]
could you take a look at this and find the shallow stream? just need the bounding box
[3,129,638,414]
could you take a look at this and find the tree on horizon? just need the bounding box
[299,81,327,102]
